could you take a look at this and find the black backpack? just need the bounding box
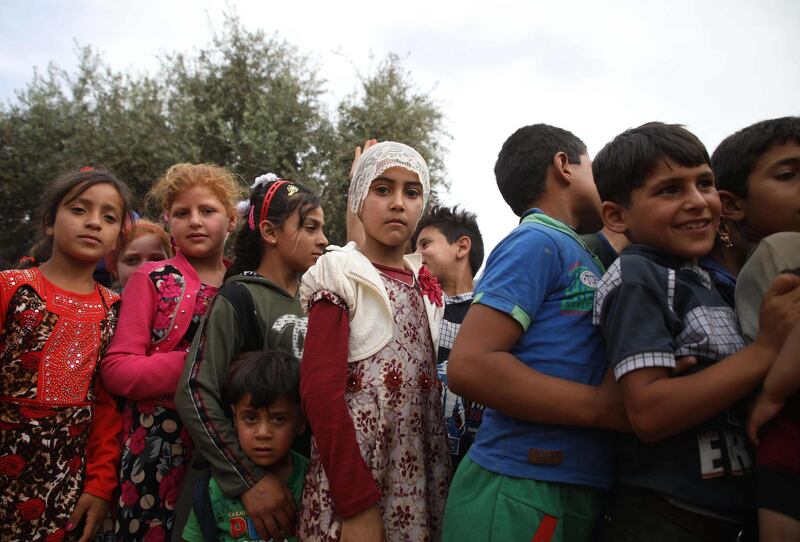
[191,282,263,542]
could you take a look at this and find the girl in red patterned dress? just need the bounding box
[0,167,134,542]
[100,164,244,542]
[299,142,451,541]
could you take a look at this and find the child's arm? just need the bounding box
[101,269,188,400]
[67,378,121,541]
[447,304,628,431]
[300,297,384,524]
[618,273,800,443]
[345,141,376,247]
[173,293,294,541]
[748,321,800,444]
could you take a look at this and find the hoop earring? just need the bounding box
[718,222,734,249]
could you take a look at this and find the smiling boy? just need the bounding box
[592,122,800,541]
[181,351,308,542]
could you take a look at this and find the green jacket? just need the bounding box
[175,272,306,496]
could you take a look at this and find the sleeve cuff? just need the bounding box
[473,292,531,331]
[82,481,114,502]
[614,352,675,380]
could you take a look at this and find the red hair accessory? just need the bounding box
[253,180,290,231]
[79,166,95,172]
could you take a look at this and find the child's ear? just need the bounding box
[259,220,279,246]
[455,235,471,260]
[227,212,237,233]
[602,201,628,235]
[718,190,747,221]
[553,151,572,185]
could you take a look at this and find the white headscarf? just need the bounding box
[348,141,430,216]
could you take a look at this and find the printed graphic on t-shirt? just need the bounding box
[561,263,598,314]
[271,314,308,359]
[697,428,752,479]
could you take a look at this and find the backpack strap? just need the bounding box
[191,469,217,542]
[217,282,264,352]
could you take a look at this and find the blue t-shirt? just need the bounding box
[467,209,614,489]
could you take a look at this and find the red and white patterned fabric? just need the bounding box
[0,268,121,541]
[300,268,451,541]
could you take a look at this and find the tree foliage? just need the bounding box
[0,15,446,262]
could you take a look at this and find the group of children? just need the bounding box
[0,115,797,542]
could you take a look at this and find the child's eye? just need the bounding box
[775,169,798,182]
[271,415,287,424]
[405,188,421,198]
[172,210,188,218]
[70,206,86,214]
[122,256,140,266]
[657,185,679,196]
[202,207,218,214]
[105,215,118,224]
[374,185,391,195]
[696,179,715,190]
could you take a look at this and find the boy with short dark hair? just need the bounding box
[442,124,627,542]
[712,116,800,540]
[181,351,308,542]
[412,205,485,466]
[592,121,800,541]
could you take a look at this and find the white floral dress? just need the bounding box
[299,271,451,541]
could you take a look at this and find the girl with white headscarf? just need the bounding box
[299,141,451,541]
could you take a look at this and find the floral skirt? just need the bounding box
[0,400,91,541]
[114,401,192,542]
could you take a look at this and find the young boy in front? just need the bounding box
[181,351,308,542]
[442,124,628,542]
[412,205,485,467]
[592,122,800,541]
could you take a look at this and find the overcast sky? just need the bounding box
[2,0,798,255]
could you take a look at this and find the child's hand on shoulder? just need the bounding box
[341,505,386,542]
[755,273,800,354]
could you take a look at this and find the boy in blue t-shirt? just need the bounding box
[592,122,800,541]
[182,351,308,542]
[441,124,629,542]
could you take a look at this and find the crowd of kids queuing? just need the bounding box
[0,116,798,542]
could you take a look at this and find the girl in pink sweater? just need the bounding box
[100,163,244,542]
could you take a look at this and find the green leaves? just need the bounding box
[0,15,446,262]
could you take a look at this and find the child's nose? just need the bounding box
[390,191,405,210]
[256,423,272,438]
[85,211,102,230]
[684,186,708,209]
[189,210,203,225]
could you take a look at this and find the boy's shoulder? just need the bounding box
[753,231,800,264]
[489,216,571,264]
[594,245,674,321]
[601,245,674,287]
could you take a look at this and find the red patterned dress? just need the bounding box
[299,267,451,541]
[0,268,121,541]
